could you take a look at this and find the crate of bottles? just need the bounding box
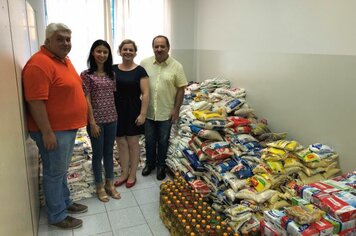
[159,174,241,236]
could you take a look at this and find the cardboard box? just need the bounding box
[318,195,356,222]
[311,218,334,236]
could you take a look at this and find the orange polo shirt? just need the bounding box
[22,46,87,131]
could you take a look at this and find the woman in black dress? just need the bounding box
[113,39,149,188]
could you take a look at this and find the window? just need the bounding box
[113,0,167,63]
[45,0,167,71]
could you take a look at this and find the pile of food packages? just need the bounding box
[161,78,355,235]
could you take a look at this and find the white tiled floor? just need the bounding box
[38,170,171,236]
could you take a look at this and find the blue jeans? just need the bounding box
[87,121,117,184]
[30,130,77,224]
[144,119,172,168]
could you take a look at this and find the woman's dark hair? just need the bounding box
[87,39,114,79]
[152,35,170,49]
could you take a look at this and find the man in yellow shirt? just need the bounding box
[140,35,188,180]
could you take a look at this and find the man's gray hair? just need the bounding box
[45,23,71,39]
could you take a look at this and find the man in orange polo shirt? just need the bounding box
[22,23,88,229]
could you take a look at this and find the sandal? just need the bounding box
[105,180,121,199]
[96,184,109,202]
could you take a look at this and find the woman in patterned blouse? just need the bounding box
[80,40,121,202]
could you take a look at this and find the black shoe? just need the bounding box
[157,166,166,180]
[67,203,88,214]
[51,216,83,229]
[142,165,155,176]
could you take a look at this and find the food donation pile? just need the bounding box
[161,78,355,235]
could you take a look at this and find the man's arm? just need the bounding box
[27,100,57,150]
[170,86,186,123]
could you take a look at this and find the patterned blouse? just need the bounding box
[81,70,117,124]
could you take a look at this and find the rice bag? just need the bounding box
[284,157,305,168]
[192,100,212,111]
[251,122,270,136]
[222,172,249,192]
[215,87,246,98]
[223,98,245,113]
[239,216,260,234]
[224,126,252,135]
[304,156,338,169]
[258,132,287,142]
[302,165,325,177]
[234,107,255,116]
[215,158,238,173]
[230,159,253,179]
[189,179,211,195]
[192,119,226,130]
[190,124,223,141]
[225,116,251,127]
[181,148,205,172]
[235,188,278,203]
[298,171,325,184]
[201,141,234,160]
[309,143,334,154]
[322,168,341,179]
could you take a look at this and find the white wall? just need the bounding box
[168,0,196,81]
[190,0,356,172]
[0,0,44,235]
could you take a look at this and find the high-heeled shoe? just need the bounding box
[114,177,128,187]
[105,180,121,199]
[125,179,136,188]
[96,183,109,202]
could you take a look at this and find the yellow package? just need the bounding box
[261,147,288,161]
[250,174,271,192]
[192,110,225,121]
[284,157,304,168]
[296,149,320,163]
[266,160,284,174]
[267,140,303,151]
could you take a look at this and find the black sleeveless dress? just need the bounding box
[113,65,148,137]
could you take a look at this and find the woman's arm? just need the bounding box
[136,76,149,126]
[85,95,100,138]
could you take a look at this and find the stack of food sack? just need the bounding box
[160,77,350,235]
[295,143,340,184]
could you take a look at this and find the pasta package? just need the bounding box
[284,205,325,224]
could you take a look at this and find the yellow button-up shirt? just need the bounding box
[141,56,188,121]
